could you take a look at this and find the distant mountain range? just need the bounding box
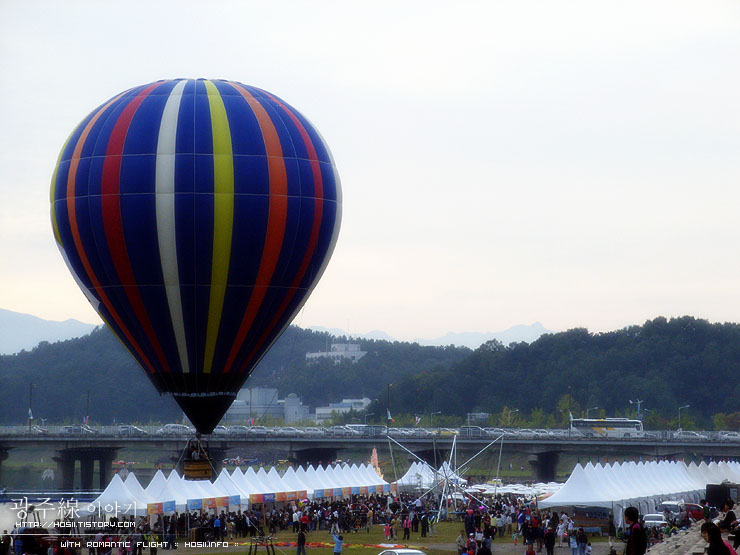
[0,307,549,355]
[309,322,551,348]
[0,308,99,354]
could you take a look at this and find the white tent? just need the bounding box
[538,460,740,526]
[214,468,248,501]
[86,474,148,516]
[124,472,154,504]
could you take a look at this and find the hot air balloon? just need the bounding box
[50,78,341,435]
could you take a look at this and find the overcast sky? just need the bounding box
[1,1,739,341]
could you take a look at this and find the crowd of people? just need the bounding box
[6,491,740,555]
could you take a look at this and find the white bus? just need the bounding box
[570,418,644,438]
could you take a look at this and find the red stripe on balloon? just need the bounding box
[237,92,325,373]
[222,83,289,374]
[100,81,172,374]
[64,91,158,375]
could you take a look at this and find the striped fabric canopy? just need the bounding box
[51,79,341,432]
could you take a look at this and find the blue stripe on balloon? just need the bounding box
[124,86,171,155]
[218,87,266,157]
[193,80,213,155]
[173,192,197,374]
[85,93,138,158]
[176,84,195,155]
[286,106,332,164]
[318,161,338,207]
[232,156,270,195]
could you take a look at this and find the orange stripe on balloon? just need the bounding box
[64,91,157,375]
[238,92,325,372]
[222,84,288,374]
[100,81,172,374]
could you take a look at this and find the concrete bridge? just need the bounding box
[1,433,737,489]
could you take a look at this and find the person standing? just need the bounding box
[332,533,343,555]
[608,515,616,549]
[297,529,307,555]
[402,516,411,540]
[576,527,588,555]
[457,530,468,555]
[544,527,555,555]
[569,531,578,555]
[624,507,647,555]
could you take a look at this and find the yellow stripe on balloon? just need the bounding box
[50,130,77,246]
[203,80,235,374]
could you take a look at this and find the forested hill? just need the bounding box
[0,325,470,424]
[384,316,740,430]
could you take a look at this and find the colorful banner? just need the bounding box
[204,498,217,509]
[275,492,287,502]
[216,497,230,507]
[383,484,390,492]
[229,495,241,506]
[390,483,398,494]
[375,485,383,494]
[333,488,343,497]
[285,491,298,501]
[147,503,163,515]
[342,487,351,497]
[263,493,276,503]
[187,499,202,511]
[351,487,360,495]
[249,494,263,504]
[313,489,324,499]
[163,501,176,514]
[359,486,368,495]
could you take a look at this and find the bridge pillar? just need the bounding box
[528,452,559,482]
[99,454,115,490]
[80,456,95,491]
[53,453,76,491]
[0,448,9,484]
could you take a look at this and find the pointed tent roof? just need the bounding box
[214,468,248,498]
[88,473,147,515]
[124,472,154,504]
[145,470,168,499]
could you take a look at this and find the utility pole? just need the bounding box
[86,389,90,425]
[386,384,392,433]
[28,383,37,433]
[629,399,644,421]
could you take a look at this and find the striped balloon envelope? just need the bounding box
[50,79,342,433]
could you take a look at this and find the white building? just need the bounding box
[314,397,372,423]
[306,343,367,363]
[222,387,309,424]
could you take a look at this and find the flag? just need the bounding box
[387,409,395,423]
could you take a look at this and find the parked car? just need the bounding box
[32,425,49,435]
[228,425,250,436]
[246,426,271,437]
[718,431,740,441]
[677,431,708,440]
[643,514,669,528]
[211,425,228,436]
[302,427,324,437]
[274,427,304,437]
[378,549,427,555]
[62,425,97,435]
[682,503,703,521]
[117,425,148,436]
[155,423,193,435]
